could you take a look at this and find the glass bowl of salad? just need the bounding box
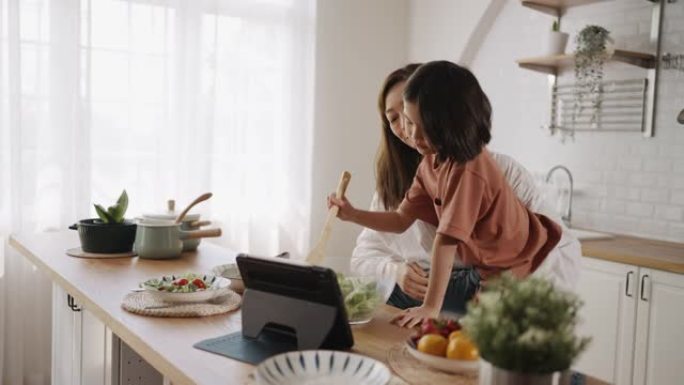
[336,274,393,325]
[140,273,231,304]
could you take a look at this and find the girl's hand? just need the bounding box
[391,305,439,328]
[396,262,428,301]
[327,194,357,221]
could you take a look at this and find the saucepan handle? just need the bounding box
[68,223,78,230]
[189,220,211,227]
[182,228,222,240]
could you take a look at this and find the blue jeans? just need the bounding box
[387,267,480,315]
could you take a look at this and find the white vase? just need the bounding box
[479,360,565,385]
[547,31,569,55]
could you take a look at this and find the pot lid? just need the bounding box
[143,199,201,222]
[135,218,180,228]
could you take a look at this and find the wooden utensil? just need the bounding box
[175,193,213,224]
[306,171,352,265]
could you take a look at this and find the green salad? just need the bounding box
[141,273,216,293]
[337,274,383,322]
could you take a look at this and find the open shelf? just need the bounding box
[521,0,612,16]
[516,49,656,75]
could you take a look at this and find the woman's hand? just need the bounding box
[391,305,439,328]
[327,194,357,221]
[396,262,429,301]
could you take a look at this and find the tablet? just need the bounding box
[236,254,354,350]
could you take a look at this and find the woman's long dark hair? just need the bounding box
[376,64,422,210]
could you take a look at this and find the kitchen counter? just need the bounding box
[581,234,684,274]
[9,231,413,385]
[10,231,612,385]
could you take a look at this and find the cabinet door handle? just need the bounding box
[640,274,650,302]
[625,271,634,297]
[66,294,82,312]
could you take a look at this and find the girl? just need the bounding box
[352,64,480,314]
[330,61,569,327]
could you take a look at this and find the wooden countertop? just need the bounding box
[9,231,413,385]
[581,234,684,274]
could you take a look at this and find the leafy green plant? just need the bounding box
[573,25,611,131]
[94,190,129,224]
[461,273,590,374]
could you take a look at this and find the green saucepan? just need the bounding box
[133,219,221,259]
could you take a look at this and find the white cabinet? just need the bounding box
[573,259,684,385]
[52,284,118,385]
[52,284,164,385]
[573,258,637,385]
[633,268,684,385]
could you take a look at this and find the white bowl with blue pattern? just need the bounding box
[255,350,391,385]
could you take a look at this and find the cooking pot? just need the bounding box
[142,200,211,251]
[134,219,221,259]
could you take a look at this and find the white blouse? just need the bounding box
[350,152,581,290]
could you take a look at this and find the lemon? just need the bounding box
[446,335,479,361]
[417,334,448,357]
[448,330,463,341]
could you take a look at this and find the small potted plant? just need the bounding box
[547,20,569,56]
[70,190,137,253]
[461,274,590,385]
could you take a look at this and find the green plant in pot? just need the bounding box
[70,190,137,254]
[461,273,590,385]
[572,25,612,132]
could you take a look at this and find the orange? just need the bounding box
[448,330,463,341]
[446,335,479,361]
[417,334,448,357]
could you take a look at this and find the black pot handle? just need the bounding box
[68,223,78,230]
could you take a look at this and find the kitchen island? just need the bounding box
[10,231,413,385]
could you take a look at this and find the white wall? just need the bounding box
[310,0,409,261]
[408,0,684,242]
[407,0,490,63]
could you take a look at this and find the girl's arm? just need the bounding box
[328,195,415,233]
[393,233,460,328]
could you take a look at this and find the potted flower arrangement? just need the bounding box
[461,274,590,385]
[70,190,137,253]
[572,25,613,128]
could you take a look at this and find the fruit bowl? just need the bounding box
[406,338,480,374]
[336,274,393,324]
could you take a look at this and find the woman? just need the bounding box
[350,64,581,315]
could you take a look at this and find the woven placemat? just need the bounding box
[387,343,477,385]
[121,291,241,317]
[67,247,136,259]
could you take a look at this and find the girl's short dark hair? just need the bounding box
[403,61,492,163]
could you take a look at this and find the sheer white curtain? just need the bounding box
[0,0,315,383]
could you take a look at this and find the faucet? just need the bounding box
[545,165,573,227]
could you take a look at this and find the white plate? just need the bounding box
[256,350,391,385]
[211,263,241,280]
[405,341,479,374]
[211,263,245,293]
[141,275,231,304]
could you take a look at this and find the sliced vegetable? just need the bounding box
[336,273,382,321]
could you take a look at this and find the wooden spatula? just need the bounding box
[306,171,352,265]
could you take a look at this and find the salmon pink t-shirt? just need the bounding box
[398,148,561,280]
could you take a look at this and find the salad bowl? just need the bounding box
[140,273,231,304]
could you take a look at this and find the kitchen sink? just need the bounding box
[568,228,614,241]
